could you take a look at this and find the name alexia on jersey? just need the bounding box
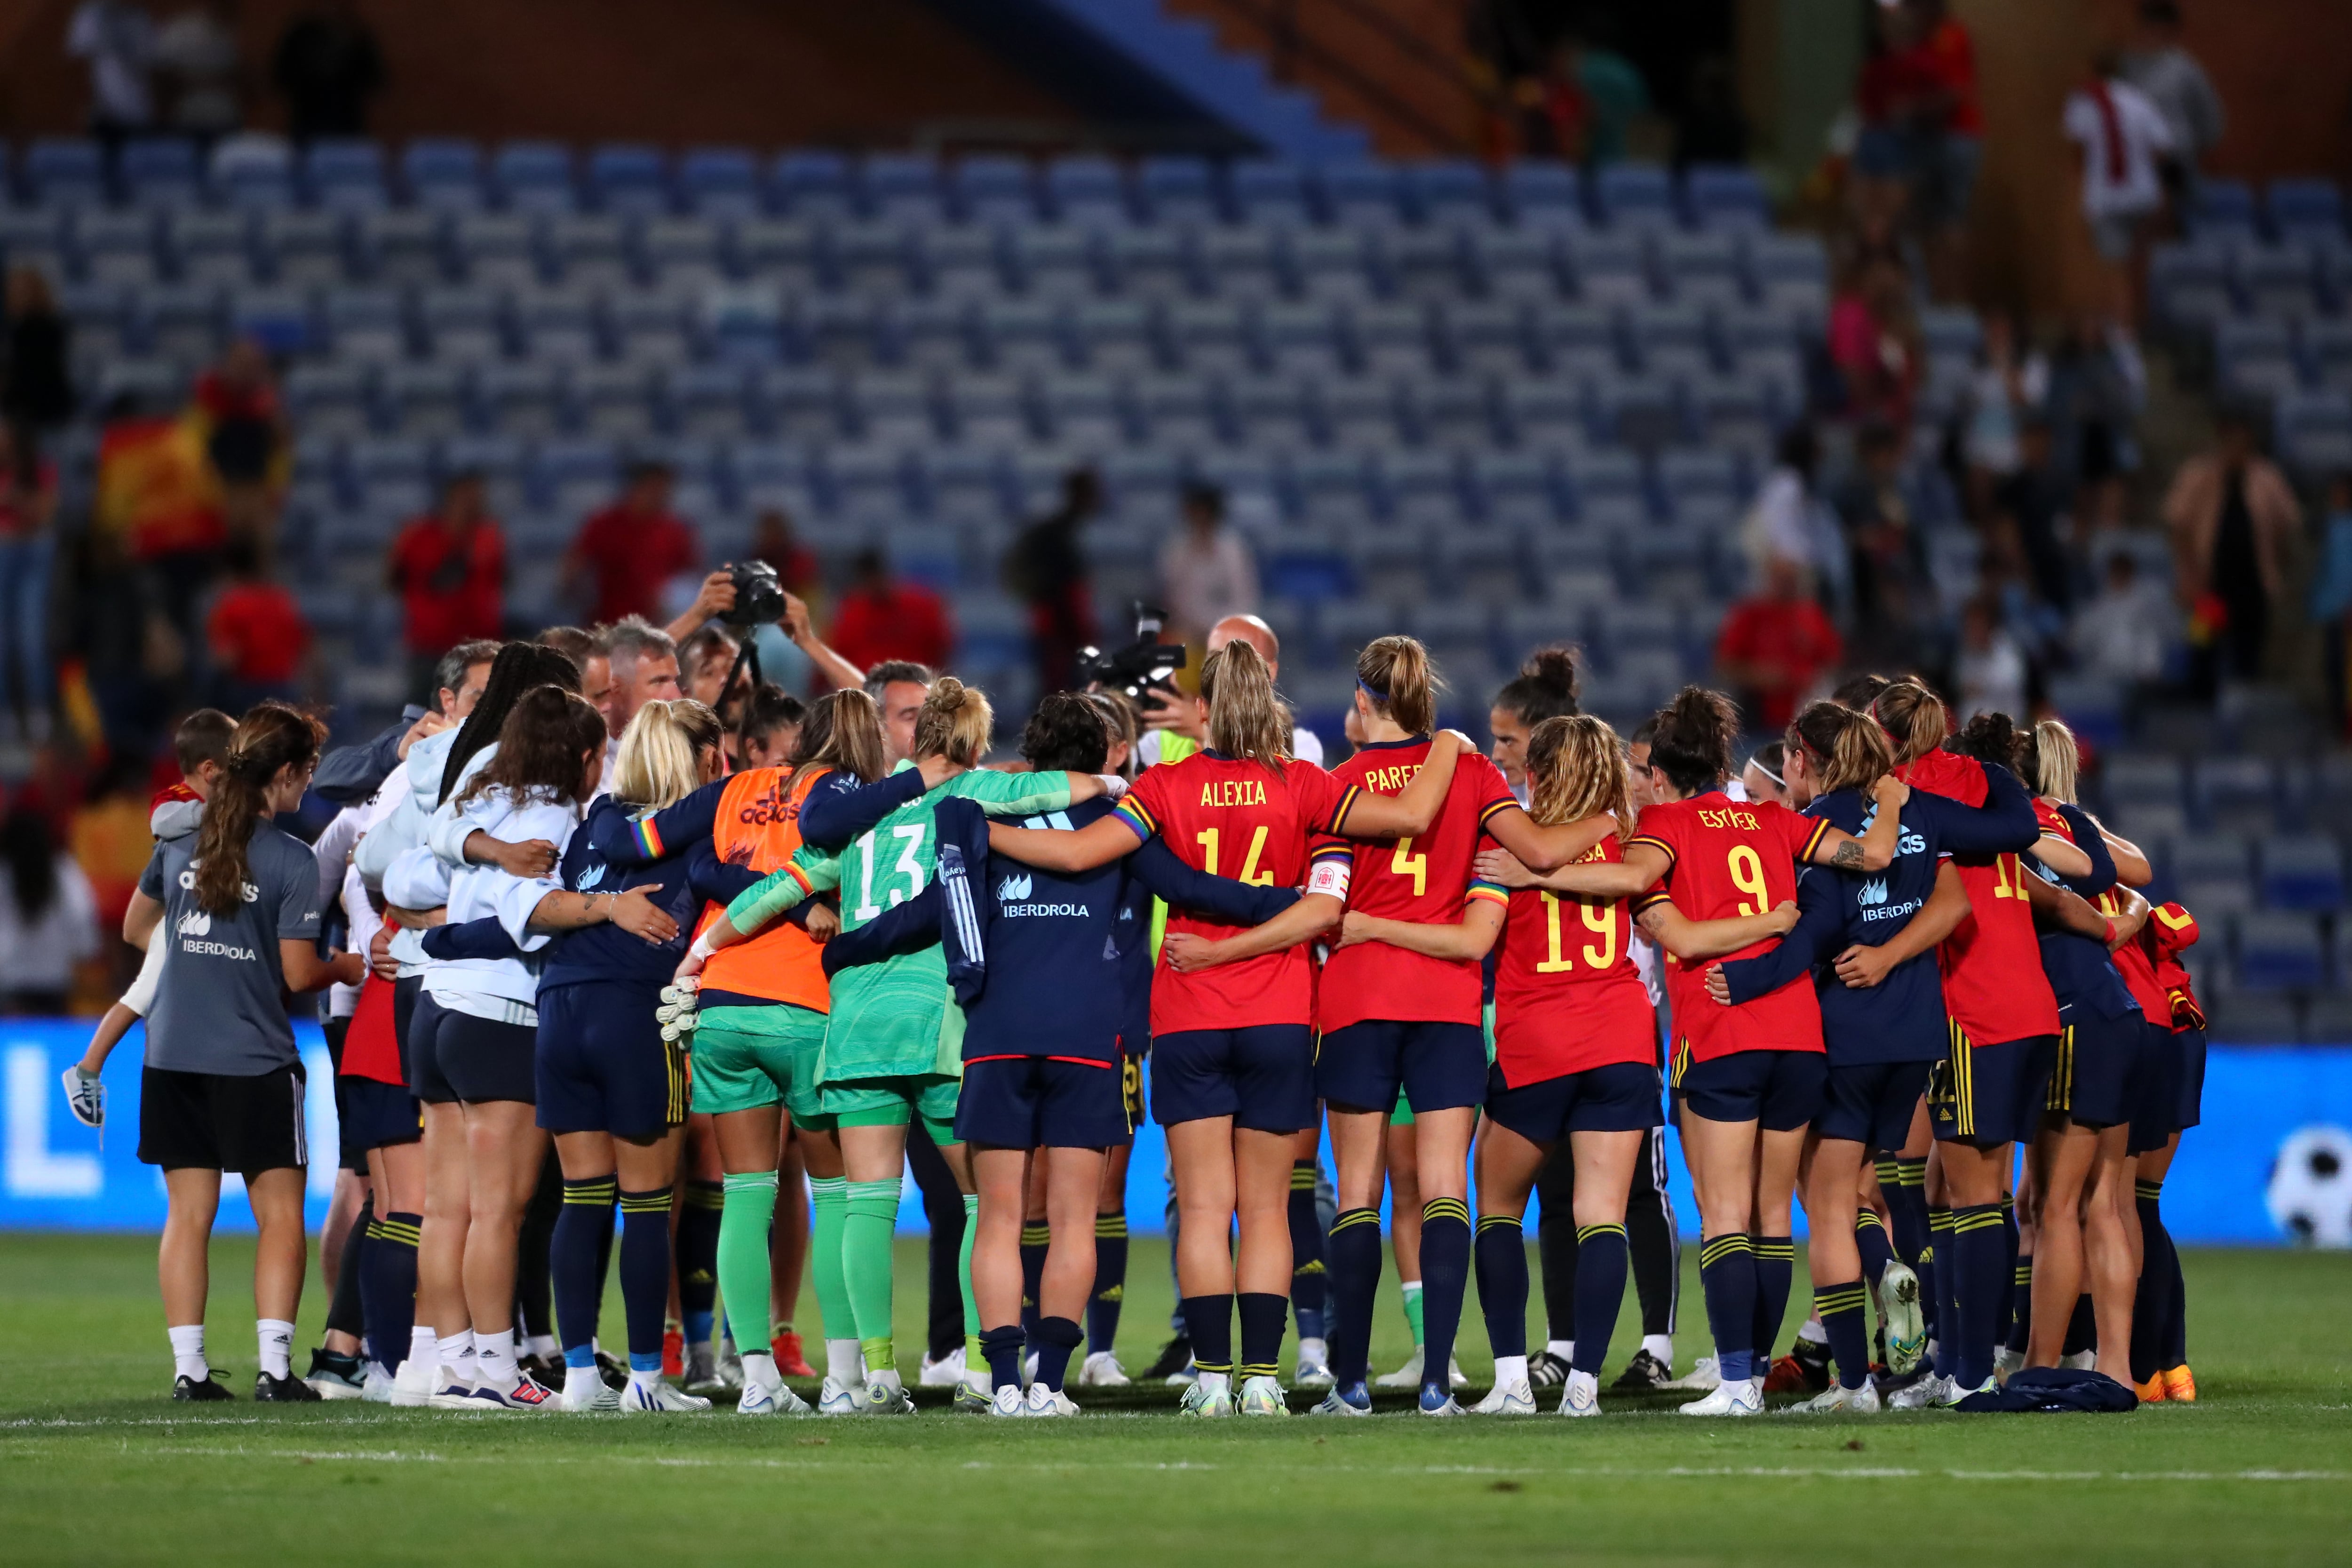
[1200,777,1271,808]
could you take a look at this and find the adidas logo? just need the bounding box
[1859,878,1889,907]
[998,873,1033,903]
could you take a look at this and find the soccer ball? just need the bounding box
[2264,1125,2352,1247]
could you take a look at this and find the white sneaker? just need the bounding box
[683,1345,727,1396]
[1474,1378,1538,1415]
[389,1358,437,1408]
[1077,1351,1130,1387]
[1942,1375,1995,1407]
[1887,1373,1950,1410]
[563,1366,620,1412]
[817,1376,864,1416]
[1558,1369,1601,1418]
[953,1367,993,1413]
[464,1373,560,1412]
[736,1371,809,1416]
[60,1064,103,1128]
[622,1376,711,1413]
[1416,1387,1467,1417]
[863,1377,915,1415]
[1024,1383,1080,1417]
[1678,1379,1763,1417]
[1309,1383,1373,1417]
[988,1385,1027,1417]
[918,1347,967,1387]
[1292,1337,1334,1390]
[1178,1381,1233,1417]
[361,1362,395,1404]
[1793,1380,1883,1413]
[1664,1354,1722,1392]
[1374,1345,1425,1388]
[1995,1346,2026,1380]
[427,1365,483,1410]
[1237,1376,1289,1417]
[1878,1261,1928,1376]
[2061,1350,2098,1371]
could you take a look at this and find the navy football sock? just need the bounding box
[361,1210,420,1373]
[1474,1216,1528,1361]
[1236,1292,1288,1383]
[1033,1315,1084,1393]
[2007,1258,2035,1357]
[677,1180,723,1349]
[1416,1200,1471,1398]
[1815,1279,1871,1390]
[1326,1208,1383,1385]
[2062,1292,2096,1358]
[1751,1234,1794,1368]
[1288,1162,1328,1343]
[515,1156,561,1344]
[1697,1233,1757,1384]
[1952,1203,2008,1389]
[1570,1223,1628,1376]
[552,1177,616,1361]
[1854,1209,1896,1289]
[619,1186,675,1372]
[1626,1141,1679,1340]
[1087,1212,1127,1356]
[327,1198,370,1340]
[981,1323,1025,1393]
[1927,1207,1958,1378]
[2131,1179,2180,1381]
[1182,1294,1234,1380]
[2161,1232,2188,1370]
[1534,1148,1579,1343]
[1019,1223,1049,1346]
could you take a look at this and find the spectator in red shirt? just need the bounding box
[1713,556,1844,732]
[206,537,313,710]
[828,548,954,676]
[387,470,506,700]
[562,460,698,628]
[191,338,288,542]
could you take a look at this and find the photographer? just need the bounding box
[1134,613,1323,769]
[669,560,865,700]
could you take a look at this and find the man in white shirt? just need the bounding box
[2064,61,2175,262]
[1157,483,1261,645]
[2120,0,2224,188]
[68,0,155,141]
[1135,613,1323,768]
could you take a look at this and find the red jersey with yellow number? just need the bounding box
[2144,900,2205,1029]
[1113,749,1361,1034]
[1493,834,1657,1086]
[1630,791,1826,1063]
[1909,752,2060,1045]
[1313,738,1518,1032]
[2097,887,2171,1022]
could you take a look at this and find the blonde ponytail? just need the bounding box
[1356,635,1441,736]
[912,677,994,768]
[614,699,723,810]
[1201,639,1292,769]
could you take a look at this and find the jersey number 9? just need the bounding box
[1727,844,1771,916]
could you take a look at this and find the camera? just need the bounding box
[721,560,787,629]
[1079,602,1187,700]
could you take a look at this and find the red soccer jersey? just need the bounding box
[1492,835,1657,1087]
[1314,739,1518,1032]
[1630,791,1827,1063]
[340,973,405,1086]
[2145,901,2205,1028]
[1912,752,2060,1045]
[1113,750,1360,1034]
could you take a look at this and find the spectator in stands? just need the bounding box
[387,471,506,702]
[1003,466,1100,697]
[2063,54,2175,323]
[2072,549,2175,690]
[67,0,157,156]
[270,0,383,142]
[1157,481,1259,646]
[2120,0,2224,199]
[3,269,75,438]
[1673,54,1748,168]
[1912,0,1982,295]
[191,338,287,545]
[153,0,243,142]
[1559,18,1650,166]
[750,506,821,606]
[1849,0,1935,233]
[62,520,168,761]
[829,548,952,677]
[0,424,60,747]
[2046,313,2145,488]
[563,460,698,629]
[205,536,311,709]
[2310,474,2352,737]
[1953,594,2028,720]
[1740,425,1848,611]
[1713,555,1844,733]
[1827,255,1922,433]
[1833,421,1926,668]
[2164,408,2300,687]
[0,809,100,1014]
[1960,312,2046,514]
[1994,414,2077,614]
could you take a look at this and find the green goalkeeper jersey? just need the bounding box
[724,763,1081,1084]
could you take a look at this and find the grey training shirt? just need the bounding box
[138,822,323,1075]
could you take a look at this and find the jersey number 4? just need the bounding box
[1535,890,1618,972]
[1196,826,1276,886]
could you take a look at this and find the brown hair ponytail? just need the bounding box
[1200,638,1292,769]
[1644,685,1739,797]
[1787,700,1894,795]
[191,701,326,915]
[786,688,888,793]
[1526,714,1631,838]
[456,686,608,809]
[1356,635,1441,736]
[1871,678,1949,765]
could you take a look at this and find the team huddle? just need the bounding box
[70,607,2207,1419]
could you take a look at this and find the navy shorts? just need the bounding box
[2171,1027,2206,1131]
[1932,1031,2057,1148]
[341,1075,422,1153]
[1316,1019,1486,1115]
[395,975,427,1098]
[957,1055,1133,1149]
[1819,1059,1934,1152]
[325,1018,369,1173]
[535,980,684,1138]
[413,997,537,1106]
[1483,1060,1661,1145]
[2049,1010,2146,1130]
[1150,1025,1315,1133]
[1677,1049,1825,1131]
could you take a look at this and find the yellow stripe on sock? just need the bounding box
[1575,1223,1627,1244]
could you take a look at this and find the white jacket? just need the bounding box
[420,785,579,1025]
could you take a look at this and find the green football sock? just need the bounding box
[717,1171,779,1356]
[1401,1280,1426,1348]
[959,1192,982,1368]
[807,1177,852,1345]
[844,1180,901,1375]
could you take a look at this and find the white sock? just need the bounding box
[564,1365,604,1396]
[1545,1338,1574,1361]
[475,1329,518,1387]
[628,1366,665,1391]
[256,1319,294,1381]
[407,1327,437,1374]
[1196,1369,1230,1395]
[1298,1336,1327,1361]
[168,1324,208,1382]
[1493,1353,1528,1388]
[740,1351,779,1389]
[1641,1334,1674,1368]
[826,1338,860,1384]
[437,1331,474,1380]
[870,1365,904,1392]
[1567,1368,1598,1398]
[524,1334,560,1361]
[1796,1317,1829,1347]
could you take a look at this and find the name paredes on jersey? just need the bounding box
[1200,778,1269,808]
[1358,762,1422,795]
[995,872,1084,920]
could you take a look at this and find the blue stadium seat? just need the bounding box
[1466,225,1560,302]
[1410,161,1496,229]
[640,217,725,293]
[229,287,313,355]
[1500,161,1583,230]
[1432,299,1526,377]
[735,219,822,292]
[978,298,1063,374]
[1045,155,1128,227]
[358,208,447,287]
[2275,388,2352,474]
[57,280,128,357]
[75,208,159,287]
[453,212,539,289]
[676,147,759,219]
[573,363,659,439]
[402,139,486,212]
[1656,230,1745,309]
[417,286,506,363]
[322,286,406,361]
[1070,298,1153,374]
[1533,302,1621,379]
[1595,163,1676,231]
[2195,754,2279,833]
[262,209,349,287]
[1747,233,1829,317]
[168,209,254,288]
[1231,161,1313,228]
[859,153,944,223]
[2305,320,2352,392]
[1319,162,1407,228]
[945,373,1029,448]
[589,143,671,217]
[2267,177,2344,247]
[886,297,971,372]
[1131,374,1216,448]
[1195,226,1280,302]
[1039,372,1126,448]
[912,224,998,300]
[25,138,106,206]
[1385,226,1469,300]
[1565,231,1651,307]
[1377,448,1463,525]
[0,209,69,281]
[1321,376,1408,449]
[2214,318,2301,399]
[1008,224,1096,298]
[1288,227,1377,304]
[2262,834,2345,911]
[2147,241,2235,333]
[121,138,201,207]
[379,362,468,437]
[2191,179,2258,241]
[2241,245,2321,321]
[1498,377,1584,448]
[547,215,631,289]
[1161,300,1248,376]
[1247,302,1332,379]
[1684,164,1769,231]
[953,155,1037,225]
[285,362,372,439]
[2239,912,2326,991]
[1468,450,1558,525]
[213,138,295,209]
[1350,301,1433,376]
[771,151,853,220]
[1137,156,1216,225]
[1103,224,1192,301]
[302,140,388,210]
[1629,302,1713,379]
[612,292,693,366]
[474,362,559,437]
[493,142,578,216]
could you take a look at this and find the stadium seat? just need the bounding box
[25,137,107,206]
[735,220,822,292]
[2147,241,2236,334]
[380,361,468,437]
[1319,162,1407,229]
[1748,233,1829,316]
[2266,176,2345,247]
[1102,224,1191,301]
[1565,231,1652,307]
[1386,227,1470,301]
[917,225,1001,300]
[859,153,944,223]
[2261,834,2346,912]
[953,155,1038,225]
[589,143,671,217]
[303,140,389,210]
[212,138,295,209]
[1684,164,1769,231]
[1500,161,1584,230]
[142,283,221,362]
[1349,302,1432,376]
[1408,161,1496,229]
[1232,161,1314,228]
[1466,225,1561,303]
[1008,224,1096,298]
[2275,388,2352,474]
[323,286,407,361]
[477,362,563,437]
[2191,179,2258,241]
[547,215,631,289]
[1195,227,1280,303]
[2239,911,2326,991]
[771,151,854,220]
[418,286,506,362]
[980,298,1065,374]
[1137,156,1216,226]
[2195,754,2279,833]
[168,209,253,288]
[359,208,447,287]
[2215,318,2302,399]
[1045,155,1128,227]
[1656,231,1745,309]
[262,209,348,287]
[121,138,202,207]
[453,212,539,289]
[2241,246,2321,321]
[677,147,761,219]
[1070,298,1154,374]
[75,209,159,287]
[402,138,486,211]
[493,141,579,214]
[1595,163,1676,231]
[1289,228,1377,304]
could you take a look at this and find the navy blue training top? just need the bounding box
[539,795,760,991]
[2032,801,2141,1023]
[1717,764,2042,1066]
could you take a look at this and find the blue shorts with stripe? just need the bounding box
[1931,1027,2057,1148]
[534,979,686,1138]
[2046,1009,2147,1130]
[1818,1059,1933,1152]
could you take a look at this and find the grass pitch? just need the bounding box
[1,1233,2347,1567]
